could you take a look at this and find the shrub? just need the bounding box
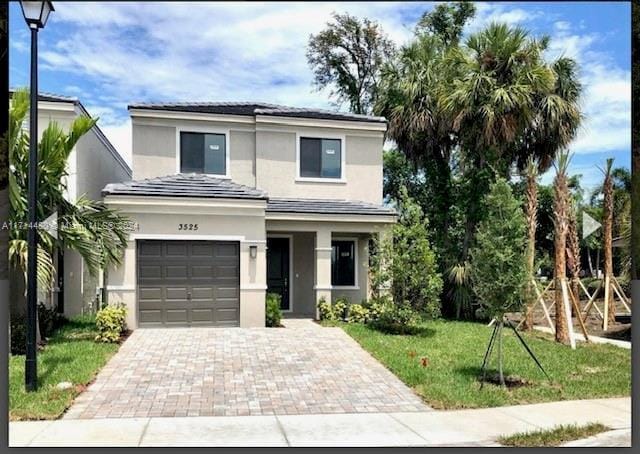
[317,297,335,321]
[265,293,283,327]
[37,303,66,338]
[370,303,420,334]
[363,295,393,322]
[370,188,443,318]
[332,297,349,320]
[95,303,127,343]
[347,303,369,323]
[10,315,27,355]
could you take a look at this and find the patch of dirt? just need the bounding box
[481,373,531,389]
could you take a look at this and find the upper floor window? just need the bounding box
[299,137,342,179]
[180,131,226,175]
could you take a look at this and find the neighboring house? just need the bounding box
[102,102,395,329]
[9,91,132,318]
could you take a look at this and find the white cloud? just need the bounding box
[20,1,628,174]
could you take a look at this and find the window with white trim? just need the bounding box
[180,131,226,175]
[299,137,342,179]
[331,240,355,286]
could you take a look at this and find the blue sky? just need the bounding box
[9,1,631,191]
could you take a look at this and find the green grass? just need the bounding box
[498,423,610,447]
[10,315,120,421]
[331,320,630,409]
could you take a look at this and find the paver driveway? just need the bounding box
[64,320,429,419]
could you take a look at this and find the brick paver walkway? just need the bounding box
[64,320,429,419]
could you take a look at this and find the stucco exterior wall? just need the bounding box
[104,198,267,328]
[256,127,384,204]
[129,115,384,204]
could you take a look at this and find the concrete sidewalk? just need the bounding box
[10,397,630,447]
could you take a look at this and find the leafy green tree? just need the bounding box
[415,1,476,46]
[9,89,129,292]
[307,12,395,114]
[370,188,443,317]
[470,178,526,384]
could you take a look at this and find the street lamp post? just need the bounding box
[20,0,54,392]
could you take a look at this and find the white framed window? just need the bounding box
[176,126,230,178]
[331,237,358,288]
[296,132,346,182]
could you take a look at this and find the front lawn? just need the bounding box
[498,423,610,447]
[332,320,630,409]
[9,315,120,421]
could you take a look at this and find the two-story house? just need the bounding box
[9,91,132,318]
[102,102,395,328]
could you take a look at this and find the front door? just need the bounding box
[267,237,290,311]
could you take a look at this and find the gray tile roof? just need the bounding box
[266,198,396,216]
[10,89,78,104]
[102,174,268,200]
[128,101,386,123]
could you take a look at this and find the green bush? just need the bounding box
[265,293,283,327]
[37,303,66,338]
[317,297,335,321]
[95,303,127,343]
[10,315,26,355]
[364,295,393,322]
[370,303,420,334]
[333,297,349,320]
[369,188,443,318]
[347,303,369,323]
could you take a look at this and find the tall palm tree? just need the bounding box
[9,89,129,299]
[442,22,555,261]
[375,34,457,254]
[553,151,571,344]
[522,156,538,330]
[602,158,615,327]
[567,197,581,309]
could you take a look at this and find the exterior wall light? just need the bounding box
[249,245,258,259]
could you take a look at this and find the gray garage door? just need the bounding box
[137,240,240,327]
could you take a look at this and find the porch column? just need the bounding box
[314,228,332,319]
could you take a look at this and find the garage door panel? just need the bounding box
[191,287,214,300]
[192,265,214,279]
[217,286,239,298]
[139,309,163,324]
[137,240,239,327]
[166,287,189,300]
[165,265,188,279]
[139,265,162,280]
[191,309,214,323]
[139,242,162,258]
[166,309,188,323]
[166,243,188,257]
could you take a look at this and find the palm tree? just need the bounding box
[567,197,581,310]
[441,23,556,261]
[375,34,456,254]
[552,151,571,344]
[522,156,538,330]
[602,158,615,327]
[9,89,129,303]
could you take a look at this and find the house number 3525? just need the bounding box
[178,223,199,231]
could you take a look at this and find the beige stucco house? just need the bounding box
[103,102,395,328]
[9,92,132,318]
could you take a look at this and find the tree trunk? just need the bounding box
[553,158,570,344]
[588,250,594,277]
[523,165,538,330]
[603,161,615,327]
[567,202,581,315]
